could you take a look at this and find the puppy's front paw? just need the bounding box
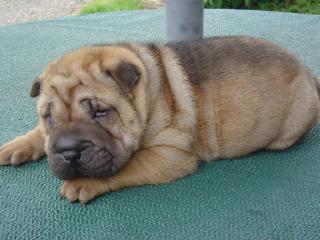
[0,136,40,165]
[60,177,108,204]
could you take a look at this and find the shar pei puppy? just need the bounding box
[1,36,319,203]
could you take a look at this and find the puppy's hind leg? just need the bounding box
[267,75,320,151]
[0,127,45,165]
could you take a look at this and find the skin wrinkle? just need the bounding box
[97,55,123,91]
[147,43,175,125]
[160,46,197,134]
[122,44,153,125]
[212,81,224,156]
[68,82,84,104]
[148,144,193,156]
[50,85,71,119]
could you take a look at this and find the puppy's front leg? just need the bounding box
[60,146,198,203]
[0,127,45,165]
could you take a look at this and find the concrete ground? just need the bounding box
[0,0,92,26]
[0,0,165,26]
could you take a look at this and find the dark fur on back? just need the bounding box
[167,36,301,87]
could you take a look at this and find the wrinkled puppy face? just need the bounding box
[31,46,147,180]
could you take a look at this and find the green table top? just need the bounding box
[0,9,320,240]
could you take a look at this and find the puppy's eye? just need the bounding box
[80,99,115,120]
[45,113,54,128]
[93,107,114,119]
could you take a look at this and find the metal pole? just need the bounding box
[166,0,203,42]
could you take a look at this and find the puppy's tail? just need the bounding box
[313,75,320,124]
[315,75,320,100]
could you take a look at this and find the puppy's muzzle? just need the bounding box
[48,122,119,180]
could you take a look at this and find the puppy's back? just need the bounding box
[165,36,319,160]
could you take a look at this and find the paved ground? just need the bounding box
[0,0,165,26]
[0,0,92,26]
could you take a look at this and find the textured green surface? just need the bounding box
[0,9,320,240]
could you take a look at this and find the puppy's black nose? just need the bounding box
[53,132,91,164]
[60,150,81,163]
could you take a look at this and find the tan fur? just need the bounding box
[0,127,44,165]
[1,37,319,203]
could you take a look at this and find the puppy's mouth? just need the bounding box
[47,121,126,180]
[50,143,118,180]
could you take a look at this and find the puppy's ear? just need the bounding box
[108,62,140,93]
[30,77,42,97]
